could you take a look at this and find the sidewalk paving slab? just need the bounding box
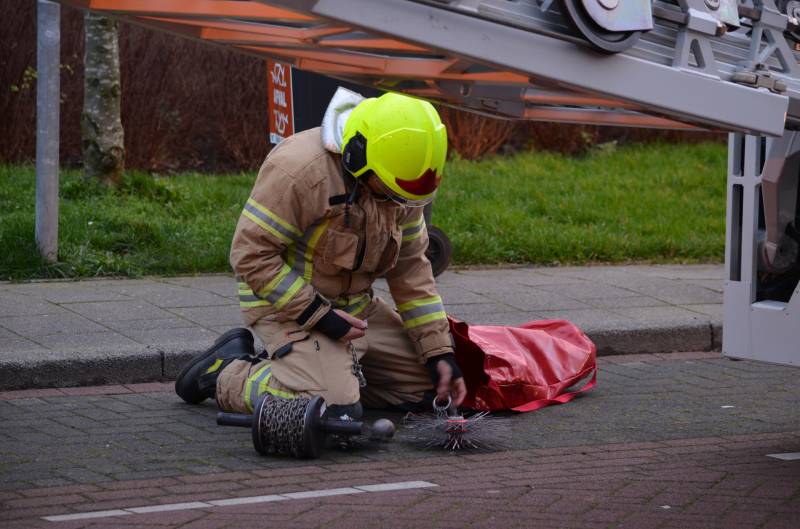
[0,264,725,390]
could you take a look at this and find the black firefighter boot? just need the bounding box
[175,328,255,404]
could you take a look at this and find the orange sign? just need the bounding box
[267,60,294,144]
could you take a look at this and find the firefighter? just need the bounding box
[175,89,466,419]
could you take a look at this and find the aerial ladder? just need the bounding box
[58,0,800,365]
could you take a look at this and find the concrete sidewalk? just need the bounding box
[0,264,724,390]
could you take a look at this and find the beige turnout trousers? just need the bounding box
[216,297,433,413]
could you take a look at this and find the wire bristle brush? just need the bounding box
[402,396,505,451]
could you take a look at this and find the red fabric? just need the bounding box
[449,317,597,412]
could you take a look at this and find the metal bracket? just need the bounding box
[742,0,800,77]
[673,23,723,77]
[700,0,741,27]
[672,0,726,77]
[731,65,789,93]
[685,6,726,35]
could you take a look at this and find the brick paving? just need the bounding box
[2,353,800,528]
[2,433,799,528]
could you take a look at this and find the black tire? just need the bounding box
[426,226,452,277]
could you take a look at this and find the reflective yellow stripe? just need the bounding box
[334,293,371,317]
[302,219,330,282]
[242,209,294,245]
[396,295,442,313]
[257,265,293,298]
[240,265,306,309]
[401,216,426,242]
[263,385,296,400]
[238,283,269,308]
[205,358,224,374]
[403,310,447,329]
[246,198,302,237]
[285,241,297,272]
[400,216,425,231]
[288,219,329,285]
[244,363,272,412]
[256,373,274,402]
[397,295,446,328]
[347,297,370,317]
[239,300,269,308]
[402,231,424,242]
[238,284,254,295]
[244,365,297,412]
[273,276,305,310]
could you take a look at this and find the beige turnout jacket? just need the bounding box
[230,127,453,362]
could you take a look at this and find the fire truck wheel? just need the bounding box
[426,226,453,278]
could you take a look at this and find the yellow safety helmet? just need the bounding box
[341,92,447,206]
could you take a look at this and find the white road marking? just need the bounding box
[43,510,132,522]
[42,481,438,522]
[127,501,211,514]
[282,487,364,499]
[355,481,438,492]
[767,452,800,461]
[208,494,285,506]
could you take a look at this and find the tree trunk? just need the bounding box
[81,12,124,186]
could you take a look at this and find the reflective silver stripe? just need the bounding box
[244,202,300,243]
[400,301,446,322]
[290,240,306,278]
[238,280,268,307]
[335,294,371,316]
[249,365,272,410]
[402,218,426,243]
[263,271,302,305]
[402,222,425,238]
[290,221,317,278]
[344,299,369,315]
[240,269,304,308]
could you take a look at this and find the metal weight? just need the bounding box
[371,418,397,440]
[217,395,395,458]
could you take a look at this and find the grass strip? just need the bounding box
[0,141,726,280]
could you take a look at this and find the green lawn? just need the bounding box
[437,142,727,265]
[0,142,727,280]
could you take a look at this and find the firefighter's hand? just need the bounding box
[334,309,367,342]
[428,354,467,407]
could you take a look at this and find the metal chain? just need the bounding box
[254,342,367,455]
[348,341,367,388]
[257,397,310,456]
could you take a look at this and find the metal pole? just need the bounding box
[35,0,60,263]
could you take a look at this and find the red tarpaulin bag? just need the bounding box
[449,317,597,412]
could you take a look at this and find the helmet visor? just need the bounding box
[368,173,436,207]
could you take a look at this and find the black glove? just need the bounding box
[298,295,351,341]
[312,308,351,340]
[425,353,463,387]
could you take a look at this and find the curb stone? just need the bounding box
[0,324,720,390]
